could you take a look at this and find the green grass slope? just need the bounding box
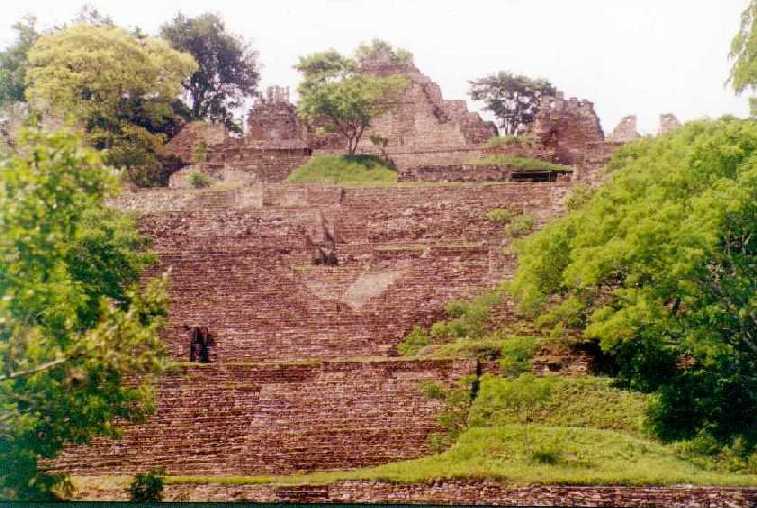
[287,154,397,184]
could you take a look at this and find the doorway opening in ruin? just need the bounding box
[188,326,213,363]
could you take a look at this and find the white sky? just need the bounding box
[0,0,750,134]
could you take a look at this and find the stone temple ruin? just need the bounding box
[48,58,730,506]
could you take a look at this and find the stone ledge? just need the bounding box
[72,478,757,506]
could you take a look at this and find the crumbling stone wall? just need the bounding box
[246,86,302,143]
[163,121,228,165]
[532,92,605,165]
[658,113,681,135]
[607,115,641,143]
[308,58,497,168]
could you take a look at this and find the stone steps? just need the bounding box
[50,359,476,475]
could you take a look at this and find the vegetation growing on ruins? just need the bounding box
[484,133,538,149]
[287,154,397,184]
[510,118,757,458]
[24,24,197,187]
[474,154,572,173]
[295,45,408,154]
[163,423,757,487]
[160,13,260,131]
[469,72,556,136]
[0,130,168,499]
[355,39,414,67]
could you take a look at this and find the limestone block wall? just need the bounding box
[51,359,475,475]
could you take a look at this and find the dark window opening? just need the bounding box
[189,326,213,363]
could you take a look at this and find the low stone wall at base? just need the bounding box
[73,479,757,506]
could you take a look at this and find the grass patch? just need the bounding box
[484,133,538,149]
[187,170,212,188]
[287,154,397,184]
[469,375,650,436]
[473,155,572,173]
[162,426,757,487]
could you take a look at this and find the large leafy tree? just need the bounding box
[24,24,197,186]
[0,16,39,107]
[0,129,168,500]
[730,0,757,115]
[469,71,556,136]
[295,47,407,154]
[509,119,757,447]
[160,13,260,131]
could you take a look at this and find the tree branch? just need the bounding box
[0,358,67,381]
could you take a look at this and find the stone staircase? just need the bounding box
[53,182,569,476]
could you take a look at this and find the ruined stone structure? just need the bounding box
[608,114,641,143]
[531,92,605,165]
[349,57,497,168]
[659,113,682,135]
[246,86,302,143]
[52,181,570,478]
[165,87,310,188]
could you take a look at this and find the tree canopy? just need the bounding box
[469,71,556,136]
[295,46,407,154]
[354,39,413,67]
[24,23,197,186]
[0,16,39,108]
[730,0,757,115]
[0,129,168,500]
[509,118,757,447]
[160,12,260,131]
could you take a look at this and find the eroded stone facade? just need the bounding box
[608,114,641,143]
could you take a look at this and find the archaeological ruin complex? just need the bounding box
[46,56,751,507]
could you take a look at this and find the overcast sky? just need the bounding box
[0,0,750,134]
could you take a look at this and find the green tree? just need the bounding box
[160,12,260,131]
[0,16,39,107]
[509,119,757,448]
[0,129,168,500]
[354,38,413,67]
[468,71,556,136]
[730,0,757,114]
[24,23,197,186]
[295,47,407,154]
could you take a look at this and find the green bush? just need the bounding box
[499,336,541,376]
[128,467,165,502]
[565,182,594,210]
[505,214,535,237]
[397,326,431,356]
[485,207,515,224]
[431,290,501,340]
[509,119,757,448]
[421,376,476,452]
[188,170,211,188]
[287,154,396,184]
[191,141,208,164]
